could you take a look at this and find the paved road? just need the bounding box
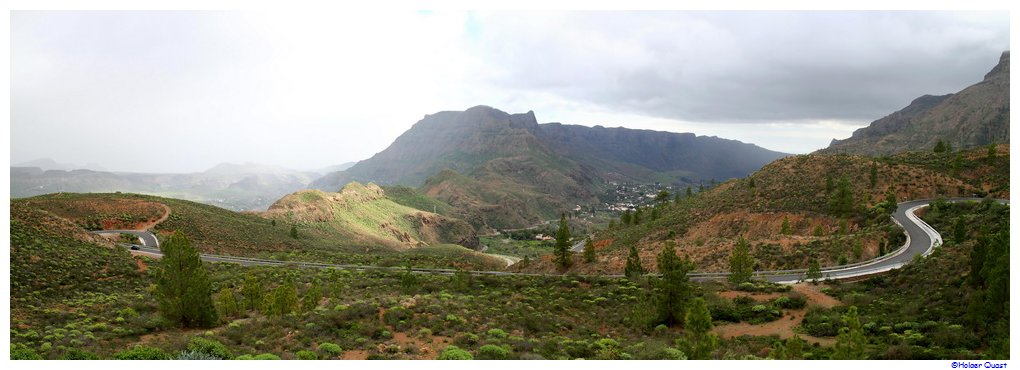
[94,198,1006,282]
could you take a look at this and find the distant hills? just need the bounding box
[10,162,330,211]
[311,106,788,229]
[820,51,1009,156]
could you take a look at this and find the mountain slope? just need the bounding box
[311,105,787,228]
[264,182,478,249]
[821,51,1009,156]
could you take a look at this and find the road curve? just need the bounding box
[94,198,1006,282]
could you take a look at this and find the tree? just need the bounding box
[953,217,967,244]
[154,231,218,327]
[780,216,792,235]
[621,210,632,225]
[728,237,754,284]
[680,297,717,359]
[987,143,997,164]
[832,306,866,359]
[933,139,947,153]
[951,152,964,177]
[303,285,323,312]
[825,174,834,193]
[554,213,572,269]
[270,219,276,227]
[829,176,854,216]
[674,193,681,204]
[241,273,263,312]
[271,280,298,316]
[608,219,617,229]
[624,245,646,279]
[805,258,822,283]
[869,162,878,188]
[289,225,299,239]
[583,237,596,263]
[748,176,756,189]
[686,187,693,198]
[785,335,805,359]
[650,207,660,221]
[655,190,671,203]
[852,240,863,261]
[884,188,898,214]
[655,242,695,327]
[216,286,239,319]
[633,207,643,225]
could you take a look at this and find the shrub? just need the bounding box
[773,294,807,309]
[660,348,687,360]
[234,354,255,360]
[113,345,173,360]
[177,350,222,360]
[187,336,232,359]
[319,342,342,357]
[253,353,281,360]
[477,344,510,360]
[11,345,43,360]
[437,346,474,360]
[62,348,99,360]
[486,328,509,339]
[295,350,317,360]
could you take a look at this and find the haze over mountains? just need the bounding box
[820,51,1009,155]
[10,162,326,211]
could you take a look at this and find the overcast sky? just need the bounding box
[11,11,1009,173]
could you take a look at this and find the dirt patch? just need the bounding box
[792,283,840,308]
[134,258,148,273]
[712,283,841,346]
[341,350,369,360]
[135,203,172,230]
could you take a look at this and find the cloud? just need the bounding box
[466,11,1009,123]
[10,11,1010,172]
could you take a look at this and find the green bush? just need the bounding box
[438,346,474,360]
[113,345,173,360]
[62,348,100,360]
[486,328,509,339]
[318,342,342,357]
[235,354,255,360]
[253,353,281,360]
[177,350,222,360]
[187,336,232,359]
[477,344,510,360]
[10,345,43,360]
[295,350,317,360]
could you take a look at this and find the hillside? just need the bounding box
[518,146,1009,275]
[264,182,478,250]
[311,105,786,228]
[11,162,317,211]
[15,192,501,270]
[821,51,1009,156]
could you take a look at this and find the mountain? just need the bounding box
[310,162,357,176]
[13,158,106,171]
[310,106,788,228]
[10,163,318,211]
[820,51,1009,156]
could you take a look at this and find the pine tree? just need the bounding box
[933,139,947,153]
[852,240,863,261]
[825,174,834,193]
[655,242,694,327]
[748,176,756,189]
[650,207,660,221]
[869,162,878,188]
[583,237,596,263]
[655,190,671,203]
[155,231,218,328]
[216,286,239,320]
[302,285,323,312]
[686,187,693,197]
[633,208,643,225]
[780,216,792,235]
[621,210,632,225]
[806,259,823,284]
[685,297,713,335]
[289,225,299,239]
[728,238,754,284]
[829,176,854,216]
[554,214,572,269]
[832,306,866,359]
[241,273,263,312]
[885,189,898,214]
[785,335,805,359]
[987,143,997,165]
[272,280,298,316]
[951,152,964,177]
[681,297,717,359]
[674,193,681,204]
[624,245,645,279]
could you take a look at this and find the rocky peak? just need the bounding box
[984,50,1009,80]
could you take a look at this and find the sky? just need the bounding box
[10,10,1010,173]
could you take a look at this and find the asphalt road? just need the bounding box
[93,198,1006,282]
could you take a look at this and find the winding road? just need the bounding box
[93,198,1006,282]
